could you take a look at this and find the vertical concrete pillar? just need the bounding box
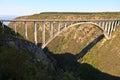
[57,21,60,32]
[116,20,119,26]
[64,21,67,28]
[107,22,111,36]
[113,21,118,31]
[108,21,113,37]
[42,21,45,47]
[34,21,37,45]
[104,21,108,32]
[109,21,114,37]
[50,21,53,38]
[99,22,104,29]
[101,22,105,30]
[24,21,28,39]
[98,21,101,26]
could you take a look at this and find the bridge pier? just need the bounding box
[108,21,114,37]
[57,21,60,32]
[42,21,45,48]
[104,21,108,33]
[100,22,104,30]
[34,21,37,45]
[50,21,53,39]
[113,20,119,31]
[24,21,28,39]
[64,21,67,28]
[107,22,111,37]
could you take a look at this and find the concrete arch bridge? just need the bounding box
[0,19,120,48]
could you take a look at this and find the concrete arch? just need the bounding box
[42,21,106,48]
[66,22,104,31]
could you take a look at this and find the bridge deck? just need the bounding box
[0,19,119,22]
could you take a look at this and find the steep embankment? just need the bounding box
[81,25,120,77]
[0,23,57,80]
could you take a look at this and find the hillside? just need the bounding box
[81,25,120,77]
[7,12,120,80]
[0,23,58,80]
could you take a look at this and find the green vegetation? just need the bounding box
[0,24,80,80]
[5,12,120,80]
[0,45,35,80]
[81,25,120,76]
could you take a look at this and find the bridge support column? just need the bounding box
[57,21,60,32]
[64,21,67,28]
[50,21,53,38]
[103,22,110,39]
[109,21,114,37]
[34,21,37,45]
[104,21,108,32]
[107,22,111,37]
[24,21,28,39]
[42,21,45,48]
[113,21,118,31]
[103,22,106,30]
[100,22,104,29]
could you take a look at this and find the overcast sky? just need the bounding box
[0,0,120,16]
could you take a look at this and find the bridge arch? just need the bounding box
[43,21,106,48]
[1,19,119,48]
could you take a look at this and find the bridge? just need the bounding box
[0,19,120,48]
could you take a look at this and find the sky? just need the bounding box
[0,0,120,16]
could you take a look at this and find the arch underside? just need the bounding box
[42,21,108,48]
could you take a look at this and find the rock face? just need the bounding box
[0,22,55,69]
